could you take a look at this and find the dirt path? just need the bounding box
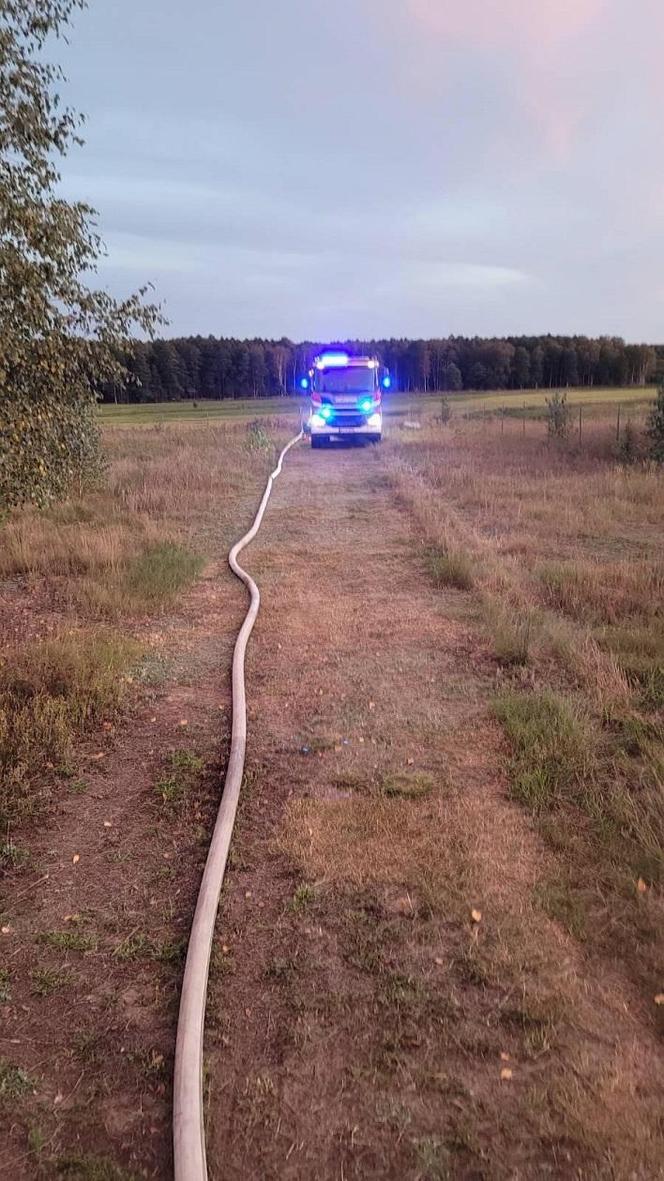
[0,558,248,1179]
[205,442,664,1180]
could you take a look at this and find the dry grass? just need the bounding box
[0,418,293,833]
[384,416,664,1013]
[425,544,474,590]
[386,417,661,704]
[539,558,664,626]
[0,631,140,828]
[280,794,472,918]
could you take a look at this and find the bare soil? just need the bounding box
[0,561,246,1179]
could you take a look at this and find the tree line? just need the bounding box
[105,335,663,403]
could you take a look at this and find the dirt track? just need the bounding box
[3,435,663,1180]
[205,441,664,1180]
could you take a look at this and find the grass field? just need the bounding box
[1,394,662,1177]
[384,414,664,1013]
[98,384,655,426]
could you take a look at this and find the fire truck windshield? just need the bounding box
[317,367,376,394]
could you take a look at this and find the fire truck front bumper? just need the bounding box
[309,410,382,439]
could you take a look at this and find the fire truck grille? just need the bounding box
[330,413,368,428]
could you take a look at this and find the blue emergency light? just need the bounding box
[300,377,310,390]
[382,375,392,389]
[315,352,350,369]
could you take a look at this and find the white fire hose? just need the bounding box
[173,430,303,1181]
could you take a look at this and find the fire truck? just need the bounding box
[301,351,390,449]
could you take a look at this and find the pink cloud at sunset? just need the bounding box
[407,0,605,51]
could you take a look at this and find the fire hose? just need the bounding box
[173,430,303,1180]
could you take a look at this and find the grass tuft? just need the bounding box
[39,930,97,953]
[290,883,316,912]
[0,1058,34,1100]
[493,691,590,813]
[426,545,474,591]
[31,966,74,997]
[155,748,205,805]
[486,603,531,667]
[124,541,204,608]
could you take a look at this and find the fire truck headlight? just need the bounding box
[367,413,382,428]
[359,398,374,413]
[310,412,326,427]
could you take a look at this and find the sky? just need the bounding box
[58,0,664,341]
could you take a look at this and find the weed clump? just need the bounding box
[155,748,205,805]
[0,1058,34,1100]
[426,545,474,591]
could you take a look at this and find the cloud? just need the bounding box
[56,0,664,340]
[415,261,529,289]
[407,0,604,49]
[404,0,607,159]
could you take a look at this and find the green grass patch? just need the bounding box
[290,883,316,913]
[534,879,588,941]
[155,748,205,804]
[493,691,590,813]
[39,930,97,953]
[112,932,152,961]
[426,545,474,591]
[381,771,435,799]
[0,1058,34,1100]
[245,419,272,451]
[333,770,436,799]
[77,541,204,618]
[30,966,74,996]
[112,930,186,963]
[124,541,203,608]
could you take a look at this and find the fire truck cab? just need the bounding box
[303,352,389,448]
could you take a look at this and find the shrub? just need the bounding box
[617,418,640,464]
[646,383,664,462]
[545,390,570,440]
